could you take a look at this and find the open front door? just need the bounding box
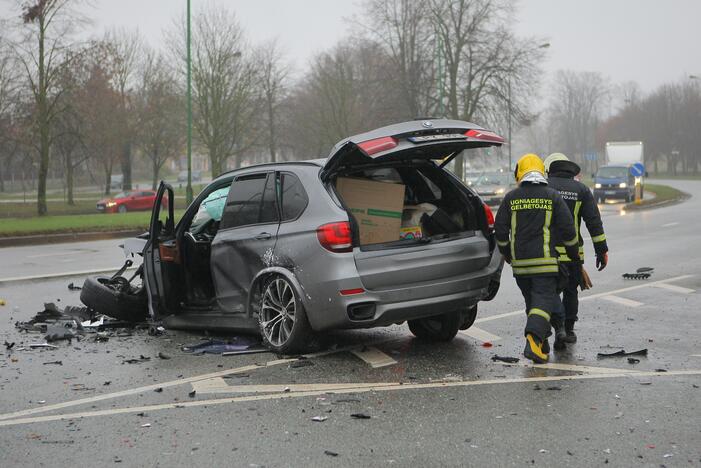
[143,181,179,319]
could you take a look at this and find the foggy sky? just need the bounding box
[18,0,701,92]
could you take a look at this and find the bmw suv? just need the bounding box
[137,119,504,353]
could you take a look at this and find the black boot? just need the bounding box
[563,320,577,343]
[552,319,567,351]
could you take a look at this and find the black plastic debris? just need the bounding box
[154,387,163,393]
[157,352,171,360]
[148,326,165,336]
[350,413,371,419]
[43,360,63,366]
[45,324,77,343]
[182,337,264,355]
[491,355,520,364]
[324,450,339,457]
[188,390,196,398]
[597,349,648,359]
[67,282,82,291]
[622,273,651,280]
[290,360,314,368]
[123,355,151,364]
[627,358,640,364]
[546,386,562,391]
[636,267,654,273]
[4,341,14,350]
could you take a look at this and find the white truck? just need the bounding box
[593,141,645,203]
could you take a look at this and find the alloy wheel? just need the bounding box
[260,278,297,347]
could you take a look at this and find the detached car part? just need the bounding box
[80,260,149,322]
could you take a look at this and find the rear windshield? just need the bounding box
[597,167,628,178]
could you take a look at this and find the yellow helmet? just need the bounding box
[514,153,545,182]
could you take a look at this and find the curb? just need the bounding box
[0,229,145,248]
[623,191,691,211]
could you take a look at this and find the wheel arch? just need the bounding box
[246,267,311,320]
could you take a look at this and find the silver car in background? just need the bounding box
[140,119,505,353]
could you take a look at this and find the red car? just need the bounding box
[96,190,165,213]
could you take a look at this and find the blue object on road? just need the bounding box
[630,162,645,177]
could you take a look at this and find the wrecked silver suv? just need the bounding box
[84,119,505,353]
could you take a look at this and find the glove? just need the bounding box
[596,252,608,271]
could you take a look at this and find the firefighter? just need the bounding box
[544,153,608,347]
[494,154,580,363]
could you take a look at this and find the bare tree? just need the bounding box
[105,29,143,190]
[257,39,289,163]
[136,50,185,189]
[9,0,86,214]
[168,7,260,177]
[0,36,21,192]
[549,70,610,170]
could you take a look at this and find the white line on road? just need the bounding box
[459,326,501,343]
[351,346,398,368]
[0,266,137,284]
[26,250,95,259]
[2,369,699,427]
[192,379,400,395]
[601,295,644,308]
[661,222,680,227]
[476,275,694,323]
[652,283,695,294]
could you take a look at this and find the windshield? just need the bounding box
[475,172,512,186]
[597,167,628,179]
[113,191,132,199]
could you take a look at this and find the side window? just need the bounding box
[220,174,267,229]
[280,172,308,221]
[259,173,279,224]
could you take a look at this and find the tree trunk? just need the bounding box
[36,17,49,216]
[121,142,132,190]
[152,152,159,190]
[267,100,277,163]
[65,151,74,206]
[104,167,112,195]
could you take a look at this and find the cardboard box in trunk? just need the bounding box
[336,177,406,245]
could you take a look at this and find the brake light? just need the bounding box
[465,129,505,144]
[358,136,398,156]
[483,203,495,230]
[317,222,353,253]
[340,288,365,296]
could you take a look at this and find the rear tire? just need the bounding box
[80,276,148,322]
[258,275,312,354]
[408,310,461,342]
[459,305,478,330]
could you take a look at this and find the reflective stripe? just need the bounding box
[512,265,559,275]
[512,257,558,267]
[497,240,509,247]
[592,233,606,243]
[563,236,578,246]
[543,209,552,258]
[573,200,582,244]
[510,211,517,261]
[528,308,551,321]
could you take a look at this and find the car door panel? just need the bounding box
[211,173,280,314]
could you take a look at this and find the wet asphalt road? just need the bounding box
[0,180,700,467]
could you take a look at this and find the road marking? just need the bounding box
[459,326,502,343]
[2,369,699,427]
[652,283,695,294]
[475,310,523,324]
[505,361,643,375]
[661,222,679,227]
[0,266,137,284]
[601,295,644,308]
[0,336,405,422]
[351,346,397,368]
[192,379,399,394]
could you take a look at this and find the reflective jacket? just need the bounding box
[548,170,608,263]
[494,182,579,277]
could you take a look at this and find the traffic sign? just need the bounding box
[630,162,645,177]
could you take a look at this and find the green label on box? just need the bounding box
[367,208,402,219]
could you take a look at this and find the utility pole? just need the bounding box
[186,0,193,204]
[436,27,444,118]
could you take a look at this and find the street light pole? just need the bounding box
[507,77,512,171]
[186,0,193,205]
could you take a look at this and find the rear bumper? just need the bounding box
[302,247,504,331]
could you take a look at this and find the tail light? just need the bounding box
[317,222,353,253]
[465,129,505,144]
[483,203,495,231]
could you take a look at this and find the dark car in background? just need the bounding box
[96,190,164,213]
[178,170,202,183]
[473,170,515,206]
[84,119,506,354]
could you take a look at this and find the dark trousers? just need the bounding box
[553,262,582,323]
[515,275,559,342]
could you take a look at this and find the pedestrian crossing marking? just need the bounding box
[652,283,694,294]
[601,295,643,307]
[460,326,502,343]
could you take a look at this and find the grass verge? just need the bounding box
[0,210,185,237]
[624,183,689,210]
